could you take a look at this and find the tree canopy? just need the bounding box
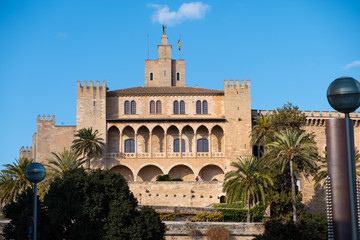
[3,168,165,240]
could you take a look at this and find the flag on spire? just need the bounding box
[178,38,181,51]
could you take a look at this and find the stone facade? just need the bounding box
[19,31,360,211]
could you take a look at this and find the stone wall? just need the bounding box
[165,221,264,240]
[129,181,225,207]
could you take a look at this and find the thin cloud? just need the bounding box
[342,60,360,69]
[56,33,68,38]
[148,2,210,26]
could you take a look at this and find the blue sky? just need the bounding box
[1,0,360,167]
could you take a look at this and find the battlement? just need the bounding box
[252,109,360,119]
[37,114,55,125]
[77,80,107,95]
[224,78,250,89]
[19,146,32,153]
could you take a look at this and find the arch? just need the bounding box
[122,126,135,153]
[150,100,155,114]
[202,100,208,114]
[151,126,165,153]
[167,126,179,153]
[131,100,136,114]
[219,195,226,203]
[137,165,163,182]
[180,100,185,114]
[168,164,195,181]
[137,126,150,153]
[108,126,120,153]
[156,100,162,114]
[211,125,224,152]
[182,125,194,153]
[124,100,130,114]
[110,165,134,182]
[199,164,225,181]
[173,101,179,114]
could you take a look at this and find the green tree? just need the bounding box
[250,113,270,158]
[223,156,273,222]
[46,148,86,176]
[0,157,33,204]
[265,129,318,222]
[3,168,165,240]
[71,127,105,170]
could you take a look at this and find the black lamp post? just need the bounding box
[25,163,46,240]
[327,76,360,240]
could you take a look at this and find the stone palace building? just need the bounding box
[19,30,360,212]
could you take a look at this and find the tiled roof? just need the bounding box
[107,86,224,96]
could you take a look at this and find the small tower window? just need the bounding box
[174,101,179,114]
[150,73,153,81]
[131,101,136,114]
[177,72,180,81]
[150,101,155,114]
[196,101,201,114]
[202,100,208,114]
[180,100,185,114]
[124,101,130,114]
[156,100,162,114]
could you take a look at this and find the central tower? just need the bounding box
[144,27,185,87]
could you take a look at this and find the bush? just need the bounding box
[3,169,166,240]
[191,212,224,222]
[206,226,230,240]
[156,174,183,181]
[217,205,265,222]
[253,219,326,240]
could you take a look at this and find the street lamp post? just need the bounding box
[25,163,46,240]
[327,76,360,240]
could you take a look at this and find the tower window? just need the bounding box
[156,100,162,114]
[196,100,201,114]
[177,72,180,81]
[150,73,153,81]
[124,139,135,153]
[180,100,185,114]
[202,100,208,114]
[173,101,179,114]
[131,101,136,114]
[124,101,130,114]
[150,100,155,114]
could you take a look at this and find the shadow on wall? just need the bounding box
[305,185,326,215]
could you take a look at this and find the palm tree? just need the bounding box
[0,157,33,204]
[71,127,105,170]
[265,128,318,222]
[46,148,86,176]
[314,148,360,187]
[250,113,270,158]
[223,156,273,222]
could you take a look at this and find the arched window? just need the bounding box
[156,100,162,114]
[174,139,185,152]
[202,100,208,114]
[124,101,130,114]
[173,101,179,114]
[150,101,155,114]
[150,73,153,81]
[196,100,201,114]
[124,139,135,153]
[131,101,136,114]
[197,138,208,152]
[180,100,185,114]
[177,72,180,81]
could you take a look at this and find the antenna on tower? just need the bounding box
[147,34,149,59]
